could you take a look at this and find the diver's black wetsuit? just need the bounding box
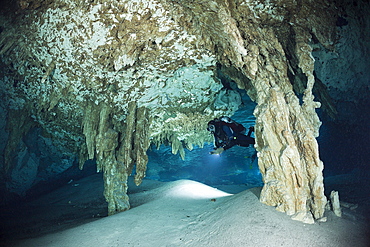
[212,121,255,150]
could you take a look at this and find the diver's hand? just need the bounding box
[210,147,224,155]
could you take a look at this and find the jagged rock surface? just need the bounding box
[1,0,361,221]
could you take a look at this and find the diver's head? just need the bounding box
[207,120,216,133]
[207,124,215,133]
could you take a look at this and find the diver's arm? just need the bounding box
[221,140,235,151]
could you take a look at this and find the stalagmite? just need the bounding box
[330,190,342,217]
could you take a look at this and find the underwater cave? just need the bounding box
[0,0,369,246]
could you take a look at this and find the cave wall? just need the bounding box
[313,0,370,175]
[312,0,370,116]
[1,0,364,222]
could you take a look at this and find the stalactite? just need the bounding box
[170,135,181,156]
[78,141,88,170]
[133,106,151,186]
[79,101,152,215]
[119,101,137,174]
[82,103,99,161]
[148,111,215,161]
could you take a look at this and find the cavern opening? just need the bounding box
[145,76,261,188]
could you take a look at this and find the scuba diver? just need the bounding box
[207,116,255,155]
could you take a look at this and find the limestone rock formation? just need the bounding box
[1,0,365,221]
[330,190,342,217]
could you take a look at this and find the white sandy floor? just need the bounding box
[1,173,369,247]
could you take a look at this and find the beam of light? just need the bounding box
[166,180,233,199]
[204,150,224,166]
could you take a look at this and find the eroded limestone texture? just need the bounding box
[1,0,356,220]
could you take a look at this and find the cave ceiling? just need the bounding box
[0,0,338,159]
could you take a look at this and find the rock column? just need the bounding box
[82,101,150,215]
[248,28,327,223]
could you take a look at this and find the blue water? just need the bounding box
[145,93,262,188]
